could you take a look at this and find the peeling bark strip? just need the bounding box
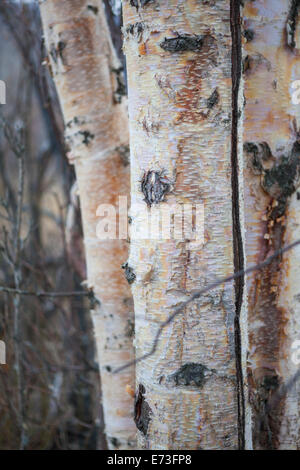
[206,88,219,109]
[244,141,300,217]
[126,22,145,39]
[244,139,300,448]
[39,0,136,449]
[123,0,239,450]
[134,384,152,436]
[286,0,300,48]
[242,0,300,449]
[122,262,136,284]
[130,0,154,9]
[230,0,245,451]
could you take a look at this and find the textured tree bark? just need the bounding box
[122,0,246,449]
[242,0,300,449]
[39,0,136,449]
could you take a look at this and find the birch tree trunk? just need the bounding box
[39,0,136,449]
[242,0,300,449]
[122,0,246,449]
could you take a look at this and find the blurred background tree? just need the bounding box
[0,0,112,449]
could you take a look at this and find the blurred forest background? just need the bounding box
[0,0,122,449]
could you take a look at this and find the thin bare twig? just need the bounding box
[0,286,90,298]
[114,238,300,374]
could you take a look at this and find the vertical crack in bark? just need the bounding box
[230,0,245,450]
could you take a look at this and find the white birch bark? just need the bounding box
[122,0,244,449]
[39,0,136,449]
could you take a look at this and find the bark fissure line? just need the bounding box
[230,0,245,450]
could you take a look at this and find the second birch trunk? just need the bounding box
[39,0,136,449]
